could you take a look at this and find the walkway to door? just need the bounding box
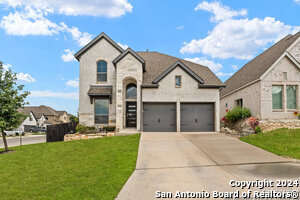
[117,132,300,199]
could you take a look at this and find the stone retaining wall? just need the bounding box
[259,120,300,132]
[64,133,114,141]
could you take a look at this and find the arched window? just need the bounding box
[126,84,137,99]
[97,61,107,82]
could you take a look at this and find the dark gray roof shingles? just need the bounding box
[221,32,300,97]
[136,51,224,86]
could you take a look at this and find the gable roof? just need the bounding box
[74,32,124,61]
[136,51,224,87]
[221,31,300,98]
[152,60,204,84]
[18,105,60,119]
[112,48,146,72]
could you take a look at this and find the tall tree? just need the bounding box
[0,62,29,151]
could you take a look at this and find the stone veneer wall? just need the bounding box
[259,120,300,132]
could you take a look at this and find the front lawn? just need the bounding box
[0,134,140,200]
[240,128,300,160]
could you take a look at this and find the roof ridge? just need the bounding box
[137,51,209,69]
[224,34,294,84]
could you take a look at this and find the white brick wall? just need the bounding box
[142,67,220,132]
[115,53,143,131]
[220,81,261,118]
[78,38,121,126]
[261,56,300,120]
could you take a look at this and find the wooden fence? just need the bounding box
[46,122,78,142]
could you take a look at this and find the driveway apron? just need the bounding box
[116,132,300,200]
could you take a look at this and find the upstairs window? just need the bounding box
[97,61,107,82]
[126,84,137,99]
[286,86,297,110]
[272,86,283,110]
[175,76,181,87]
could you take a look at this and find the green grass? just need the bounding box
[240,128,300,160]
[0,134,140,200]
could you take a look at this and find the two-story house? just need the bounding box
[75,33,225,133]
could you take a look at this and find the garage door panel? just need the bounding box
[143,103,176,132]
[181,103,214,132]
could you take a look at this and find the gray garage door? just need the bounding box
[180,103,215,132]
[143,103,176,132]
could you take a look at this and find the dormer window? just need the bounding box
[175,76,181,87]
[97,61,107,82]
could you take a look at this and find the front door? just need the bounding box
[126,102,137,127]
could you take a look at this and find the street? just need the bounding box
[0,135,46,148]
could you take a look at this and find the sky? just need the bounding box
[0,0,299,115]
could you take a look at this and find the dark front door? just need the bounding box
[126,102,137,127]
[180,103,215,132]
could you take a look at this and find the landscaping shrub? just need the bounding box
[103,126,116,132]
[76,124,95,134]
[225,106,251,122]
[255,126,262,133]
[248,117,259,131]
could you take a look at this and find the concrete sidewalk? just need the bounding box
[116,132,300,200]
[0,135,46,148]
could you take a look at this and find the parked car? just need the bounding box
[29,127,46,133]
[3,129,25,136]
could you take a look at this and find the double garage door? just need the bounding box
[143,103,214,132]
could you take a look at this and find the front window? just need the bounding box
[272,86,283,110]
[286,86,297,110]
[235,99,243,107]
[175,76,181,87]
[97,61,107,82]
[126,84,137,99]
[95,99,109,124]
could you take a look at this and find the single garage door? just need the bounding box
[180,103,215,132]
[143,103,176,132]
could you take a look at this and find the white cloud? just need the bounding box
[180,2,300,59]
[30,90,78,100]
[195,1,247,22]
[61,49,76,62]
[117,42,128,50]
[2,63,35,82]
[215,72,233,76]
[66,79,79,88]
[2,63,12,71]
[184,57,222,73]
[0,0,133,18]
[63,25,92,47]
[16,72,35,82]
[295,0,300,4]
[0,6,61,36]
[0,6,93,47]
[231,65,238,71]
[177,25,184,30]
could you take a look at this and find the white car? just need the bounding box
[3,129,25,136]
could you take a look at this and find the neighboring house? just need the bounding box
[18,105,71,131]
[220,32,300,120]
[75,32,225,132]
[17,111,38,132]
[57,111,70,123]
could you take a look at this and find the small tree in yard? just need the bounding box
[0,62,29,152]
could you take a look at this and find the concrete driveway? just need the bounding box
[117,132,300,200]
